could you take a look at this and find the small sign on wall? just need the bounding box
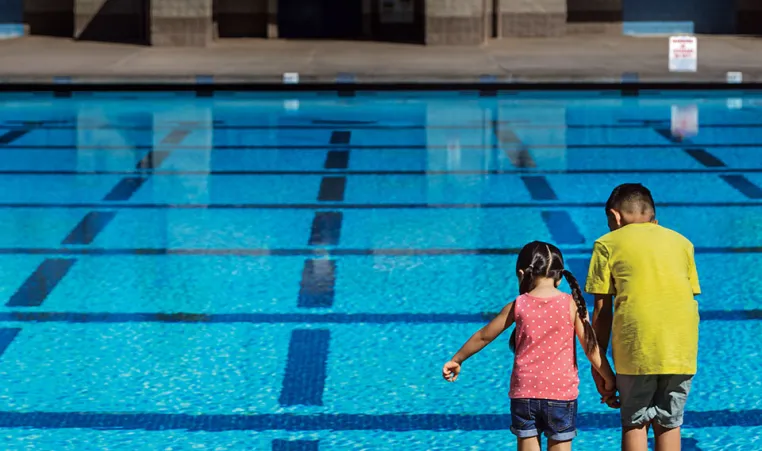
[379,0,414,24]
[669,36,697,72]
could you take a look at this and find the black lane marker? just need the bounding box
[492,121,535,168]
[11,167,762,176]
[61,211,118,245]
[8,200,762,209]
[685,148,726,168]
[0,409,754,431]
[0,308,755,324]
[318,177,347,202]
[0,329,20,357]
[273,440,319,451]
[330,131,351,145]
[521,176,558,200]
[136,150,172,170]
[5,245,762,256]
[308,212,343,246]
[7,259,77,307]
[102,177,148,201]
[298,259,337,308]
[324,151,350,170]
[10,143,762,150]
[279,329,330,406]
[720,175,762,199]
[541,211,585,245]
[0,130,30,145]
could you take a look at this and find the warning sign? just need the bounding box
[669,36,697,72]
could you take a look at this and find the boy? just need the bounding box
[586,184,700,451]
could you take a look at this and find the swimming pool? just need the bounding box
[0,89,758,450]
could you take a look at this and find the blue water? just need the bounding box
[0,90,759,450]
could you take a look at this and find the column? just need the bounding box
[425,0,485,45]
[151,0,213,47]
[500,0,566,37]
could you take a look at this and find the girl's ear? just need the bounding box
[517,269,524,281]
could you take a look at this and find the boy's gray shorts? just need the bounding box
[616,375,693,428]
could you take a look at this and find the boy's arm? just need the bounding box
[592,294,613,352]
[451,302,515,364]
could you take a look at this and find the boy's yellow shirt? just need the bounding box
[585,223,700,375]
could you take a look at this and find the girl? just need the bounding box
[442,241,617,451]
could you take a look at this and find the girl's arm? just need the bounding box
[443,302,515,382]
[574,311,616,387]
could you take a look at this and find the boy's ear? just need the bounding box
[608,209,623,226]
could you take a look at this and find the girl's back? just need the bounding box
[510,292,579,401]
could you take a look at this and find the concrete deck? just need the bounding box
[1,35,762,84]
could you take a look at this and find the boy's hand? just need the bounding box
[442,361,461,382]
[592,368,620,408]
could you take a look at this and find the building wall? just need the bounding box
[151,0,212,46]
[75,0,147,44]
[500,0,566,37]
[566,0,622,34]
[25,0,74,36]
[214,0,267,38]
[737,0,762,34]
[425,0,485,45]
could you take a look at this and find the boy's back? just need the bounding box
[586,222,700,375]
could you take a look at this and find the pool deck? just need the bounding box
[2,35,762,85]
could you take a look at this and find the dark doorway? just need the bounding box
[372,0,424,43]
[623,0,735,34]
[76,0,150,45]
[279,0,363,39]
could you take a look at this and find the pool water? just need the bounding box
[0,90,759,450]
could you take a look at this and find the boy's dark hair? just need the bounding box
[509,241,597,356]
[606,183,656,218]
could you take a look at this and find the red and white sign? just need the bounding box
[669,36,697,72]
[671,105,698,139]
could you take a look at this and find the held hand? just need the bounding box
[602,374,621,409]
[592,368,620,409]
[442,361,461,382]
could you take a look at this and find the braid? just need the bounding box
[563,269,598,354]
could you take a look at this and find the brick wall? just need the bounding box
[151,0,212,46]
[566,0,621,34]
[425,0,485,45]
[214,0,267,37]
[499,0,566,37]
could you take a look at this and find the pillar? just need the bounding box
[151,0,213,47]
[499,0,566,37]
[425,0,485,45]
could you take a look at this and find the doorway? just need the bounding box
[279,0,363,39]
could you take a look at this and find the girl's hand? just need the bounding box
[442,361,461,382]
[601,374,620,409]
